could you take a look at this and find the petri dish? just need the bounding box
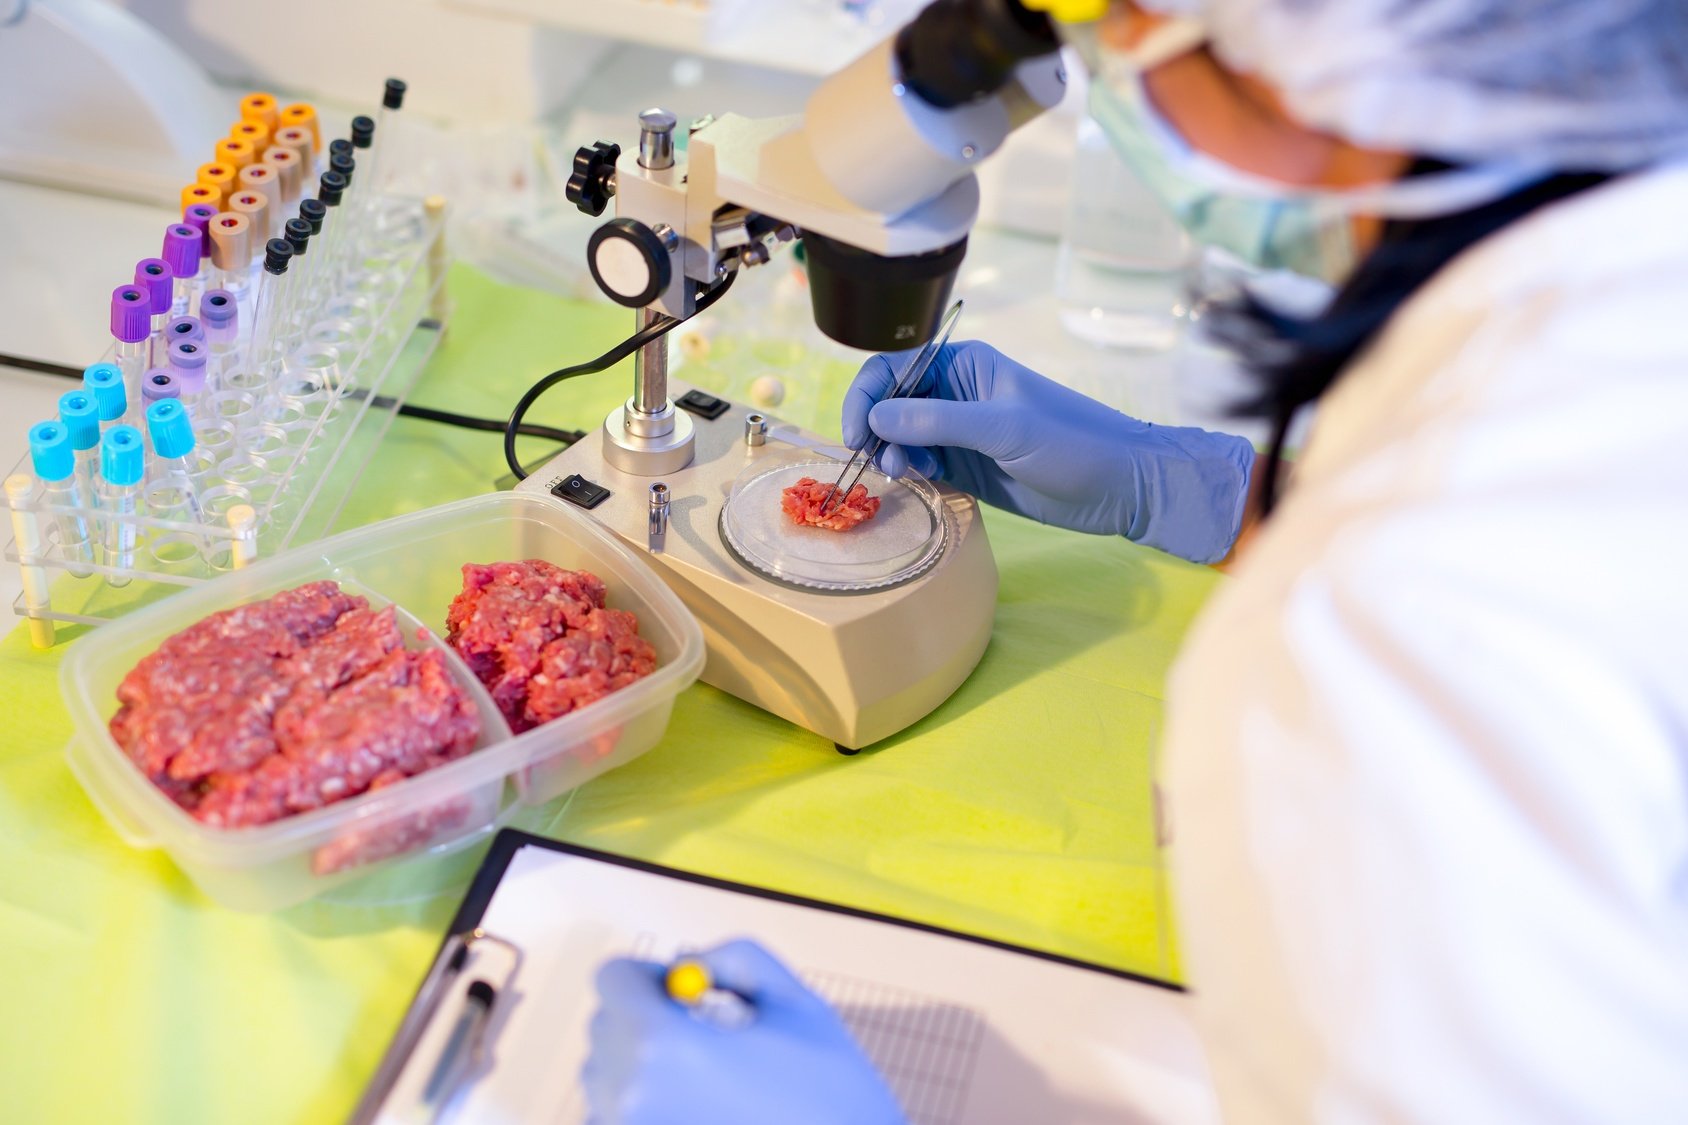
[719,452,950,594]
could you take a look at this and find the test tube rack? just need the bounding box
[1,193,451,645]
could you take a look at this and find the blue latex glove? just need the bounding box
[841,341,1256,564]
[583,939,905,1125]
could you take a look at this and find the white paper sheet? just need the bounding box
[441,845,1218,1125]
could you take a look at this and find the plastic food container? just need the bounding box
[60,492,705,911]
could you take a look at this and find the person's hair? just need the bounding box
[1213,166,1614,516]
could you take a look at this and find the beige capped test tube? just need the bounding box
[213,135,256,172]
[278,103,320,154]
[240,92,278,133]
[273,126,313,173]
[227,191,270,249]
[207,211,252,295]
[263,146,303,205]
[237,164,280,239]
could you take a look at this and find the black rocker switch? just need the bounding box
[552,473,611,509]
[676,389,730,419]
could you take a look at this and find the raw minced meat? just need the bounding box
[781,476,881,532]
[108,583,483,831]
[446,559,658,733]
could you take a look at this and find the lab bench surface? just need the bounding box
[0,263,1221,1125]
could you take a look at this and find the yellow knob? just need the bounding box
[1022,0,1108,21]
[665,960,712,1006]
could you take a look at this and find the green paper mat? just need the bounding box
[0,264,1219,1123]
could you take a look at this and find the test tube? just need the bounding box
[196,161,237,209]
[263,146,303,208]
[291,199,328,325]
[134,259,174,367]
[278,102,321,158]
[139,369,180,455]
[58,389,101,496]
[110,284,150,417]
[241,92,279,134]
[206,211,252,298]
[326,151,357,285]
[367,78,406,201]
[168,338,210,415]
[227,191,270,254]
[234,238,294,401]
[28,420,95,577]
[214,135,256,172]
[5,475,55,648]
[313,171,348,311]
[161,223,204,318]
[183,204,218,313]
[181,182,219,215]
[273,126,314,175]
[98,424,144,586]
[146,400,205,527]
[199,288,238,391]
[273,216,312,344]
[229,119,271,156]
[84,363,127,436]
[164,315,204,354]
[238,163,281,242]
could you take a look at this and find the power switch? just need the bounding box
[676,389,730,419]
[552,473,611,509]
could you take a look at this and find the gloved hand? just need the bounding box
[583,938,905,1125]
[841,341,1255,564]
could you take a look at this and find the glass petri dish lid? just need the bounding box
[719,452,950,594]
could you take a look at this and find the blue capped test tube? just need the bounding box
[99,425,145,586]
[28,420,95,577]
[58,389,101,497]
[85,362,129,434]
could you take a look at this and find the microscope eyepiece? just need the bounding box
[801,232,968,352]
[895,0,1059,109]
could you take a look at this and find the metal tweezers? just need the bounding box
[819,299,963,515]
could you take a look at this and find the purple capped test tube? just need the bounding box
[168,337,210,409]
[111,284,151,425]
[141,368,181,406]
[198,288,238,392]
[135,258,174,367]
[162,223,204,319]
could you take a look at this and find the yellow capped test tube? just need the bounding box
[181,182,220,214]
[241,92,278,132]
[195,162,237,208]
[229,119,271,152]
[214,136,256,171]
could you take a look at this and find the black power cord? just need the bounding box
[0,351,584,446]
[502,269,737,481]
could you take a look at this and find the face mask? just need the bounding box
[1086,63,1354,282]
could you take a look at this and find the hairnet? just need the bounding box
[1142,0,1688,170]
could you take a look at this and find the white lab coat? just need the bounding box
[1162,164,1688,1122]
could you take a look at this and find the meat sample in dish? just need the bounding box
[780,476,881,532]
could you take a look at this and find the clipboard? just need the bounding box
[350,829,1216,1125]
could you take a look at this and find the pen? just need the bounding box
[419,979,498,1119]
[665,959,756,1029]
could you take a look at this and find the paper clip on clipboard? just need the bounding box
[348,929,522,1125]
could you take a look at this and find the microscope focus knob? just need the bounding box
[588,218,674,307]
[566,141,621,216]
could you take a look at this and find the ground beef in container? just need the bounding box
[108,584,483,831]
[781,476,881,532]
[446,559,658,733]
